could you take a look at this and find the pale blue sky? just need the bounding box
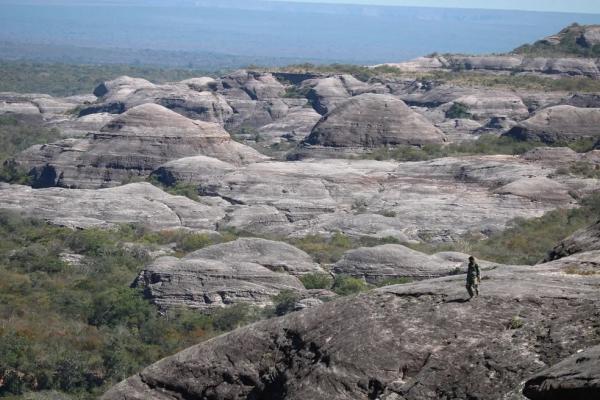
[270,0,600,14]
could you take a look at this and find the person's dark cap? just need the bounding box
[468,256,474,261]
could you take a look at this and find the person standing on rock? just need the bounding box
[466,256,481,299]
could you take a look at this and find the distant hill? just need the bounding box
[514,23,600,57]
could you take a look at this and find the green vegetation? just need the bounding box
[410,192,600,265]
[361,134,598,163]
[362,135,538,162]
[514,23,600,58]
[0,61,214,97]
[332,275,369,296]
[271,290,301,316]
[0,212,261,398]
[300,272,334,290]
[445,102,472,119]
[508,316,524,330]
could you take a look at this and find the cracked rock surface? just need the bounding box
[102,251,600,400]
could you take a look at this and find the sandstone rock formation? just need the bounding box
[134,255,305,311]
[493,177,574,203]
[182,238,322,276]
[301,74,386,115]
[83,76,234,123]
[545,220,600,261]
[303,93,446,148]
[14,103,265,188]
[333,244,477,283]
[133,238,324,310]
[447,93,529,120]
[504,105,600,144]
[154,156,579,242]
[0,182,227,230]
[523,344,600,400]
[256,107,322,144]
[0,92,93,121]
[103,251,600,400]
[378,54,600,79]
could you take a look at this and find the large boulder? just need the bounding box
[256,107,322,144]
[103,251,600,400]
[84,76,234,124]
[523,344,600,400]
[493,177,574,203]
[504,105,600,144]
[447,93,529,120]
[133,254,306,311]
[333,244,476,283]
[14,103,266,188]
[303,93,446,148]
[184,238,323,276]
[301,75,386,115]
[545,220,600,261]
[0,182,226,230]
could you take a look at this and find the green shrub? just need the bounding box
[508,316,524,329]
[272,290,301,316]
[445,102,472,119]
[300,272,333,289]
[0,211,262,398]
[211,304,260,331]
[332,275,369,296]
[176,232,214,253]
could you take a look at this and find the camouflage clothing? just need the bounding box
[466,261,480,298]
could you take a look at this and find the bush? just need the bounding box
[332,275,369,296]
[211,304,260,331]
[300,273,333,289]
[508,316,524,329]
[0,211,262,398]
[445,102,472,119]
[272,290,301,316]
[176,232,214,253]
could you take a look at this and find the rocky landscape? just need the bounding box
[1,24,600,399]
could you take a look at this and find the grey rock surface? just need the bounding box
[301,75,386,115]
[523,344,600,400]
[493,177,573,203]
[504,105,600,144]
[448,93,529,121]
[85,76,234,123]
[0,182,226,230]
[0,92,90,120]
[183,238,323,276]
[156,156,580,242]
[256,107,322,144]
[14,103,266,188]
[332,244,477,283]
[134,255,306,311]
[303,93,446,148]
[380,54,600,78]
[103,251,600,400]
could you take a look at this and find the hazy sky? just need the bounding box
[271,0,600,14]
